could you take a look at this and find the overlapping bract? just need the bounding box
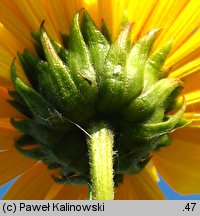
[9,11,186,185]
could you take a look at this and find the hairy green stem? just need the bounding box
[88,122,115,200]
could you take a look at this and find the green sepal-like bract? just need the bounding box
[81,11,110,73]
[143,40,172,91]
[11,61,73,132]
[41,28,94,123]
[10,10,187,186]
[97,23,133,112]
[122,78,184,122]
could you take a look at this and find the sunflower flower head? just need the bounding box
[8,9,188,199]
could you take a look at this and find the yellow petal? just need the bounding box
[10,0,62,42]
[0,0,99,44]
[115,169,165,200]
[0,13,34,86]
[165,28,200,70]
[0,99,25,118]
[46,184,87,200]
[0,38,29,86]
[145,161,160,182]
[150,0,200,52]
[139,0,188,42]
[41,0,72,35]
[137,0,200,70]
[0,23,24,56]
[3,162,54,200]
[0,148,36,186]
[169,58,200,79]
[82,0,100,27]
[184,112,200,128]
[0,43,15,86]
[0,1,34,50]
[185,90,200,112]
[0,127,20,150]
[0,118,15,130]
[180,69,200,94]
[44,183,64,200]
[0,86,10,99]
[126,0,158,42]
[153,126,200,194]
[47,0,95,35]
[0,77,12,89]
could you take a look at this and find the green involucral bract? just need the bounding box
[10,11,186,186]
